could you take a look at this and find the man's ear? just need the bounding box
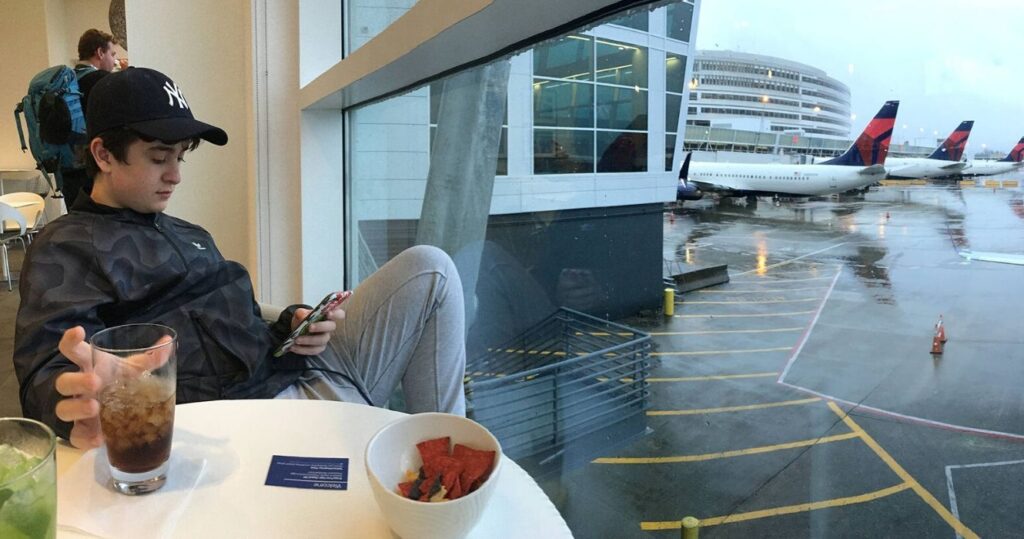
[90,138,114,173]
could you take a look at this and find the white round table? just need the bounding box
[55,400,572,538]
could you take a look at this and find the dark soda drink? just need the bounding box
[99,375,175,474]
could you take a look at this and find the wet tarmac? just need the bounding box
[545,176,1024,538]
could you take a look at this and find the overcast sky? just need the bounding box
[695,0,1023,156]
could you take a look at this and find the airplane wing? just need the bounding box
[940,162,968,171]
[959,250,1024,265]
[857,164,886,175]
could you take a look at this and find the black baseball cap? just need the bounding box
[86,67,228,145]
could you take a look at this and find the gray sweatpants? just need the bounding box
[275,245,466,416]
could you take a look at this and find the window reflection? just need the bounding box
[597,130,647,172]
[666,1,694,42]
[595,38,648,88]
[533,81,594,128]
[666,93,682,133]
[534,35,593,80]
[596,86,647,130]
[608,10,648,31]
[665,53,687,171]
[534,129,594,174]
[665,52,687,93]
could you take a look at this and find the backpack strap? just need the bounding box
[74,64,98,79]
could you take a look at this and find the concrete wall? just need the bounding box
[0,1,51,170]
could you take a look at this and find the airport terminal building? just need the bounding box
[681,50,933,159]
[350,1,701,318]
[687,50,852,138]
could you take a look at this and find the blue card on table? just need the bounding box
[265,455,349,490]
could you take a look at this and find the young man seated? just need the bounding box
[14,67,467,450]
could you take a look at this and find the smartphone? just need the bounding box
[273,290,352,357]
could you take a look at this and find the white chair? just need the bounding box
[0,202,29,291]
[0,192,46,244]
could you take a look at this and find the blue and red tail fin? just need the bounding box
[927,121,973,161]
[999,137,1024,162]
[822,100,898,166]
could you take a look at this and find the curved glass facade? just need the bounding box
[689,50,851,138]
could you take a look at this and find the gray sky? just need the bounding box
[695,0,1023,156]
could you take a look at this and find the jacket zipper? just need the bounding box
[152,219,189,268]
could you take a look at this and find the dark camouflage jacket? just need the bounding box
[14,197,306,440]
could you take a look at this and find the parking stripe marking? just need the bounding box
[650,328,803,336]
[593,431,858,464]
[729,276,836,284]
[682,297,821,305]
[675,310,815,318]
[734,245,846,276]
[652,347,792,356]
[778,269,842,382]
[946,459,1024,539]
[696,286,830,294]
[639,482,912,530]
[827,402,980,539]
[648,397,820,416]
[648,373,778,382]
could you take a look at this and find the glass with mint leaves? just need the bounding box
[0,418,57,539]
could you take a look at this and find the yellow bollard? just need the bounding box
[681,516,699,539]
[664,288,675,316]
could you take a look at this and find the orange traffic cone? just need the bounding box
[930,335,944,355]
[936,315,947,343]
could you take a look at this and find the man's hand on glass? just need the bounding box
[53,326,173,450]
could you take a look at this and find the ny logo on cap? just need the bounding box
[163,81,190,110]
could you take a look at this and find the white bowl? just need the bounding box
[365,413,503,539]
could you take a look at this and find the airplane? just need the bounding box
[962,137,1024,177]
[885,121,973,179]
[676,100,899,201]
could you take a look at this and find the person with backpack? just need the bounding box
[12,29,122,210]
[62,29,123,207]
[75,29,125,105]
[14,67,467,450]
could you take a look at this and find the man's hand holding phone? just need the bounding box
[274,291,352,357]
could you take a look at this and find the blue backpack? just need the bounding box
[13,65,90,192]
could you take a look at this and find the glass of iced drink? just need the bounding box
[90,324,177,495]
[0,418,57,539]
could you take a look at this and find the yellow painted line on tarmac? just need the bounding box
[827,402,980,539]
[593,431,858,464]
[640,482,912,530]
[696,287,829,294]
[652,346,792,356]
[675,310,815,319]
[1003,180,1019,188]
[648,372,778,382]
[649,327,803,336]
[648,397,820,416]
[681,297,821,305]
